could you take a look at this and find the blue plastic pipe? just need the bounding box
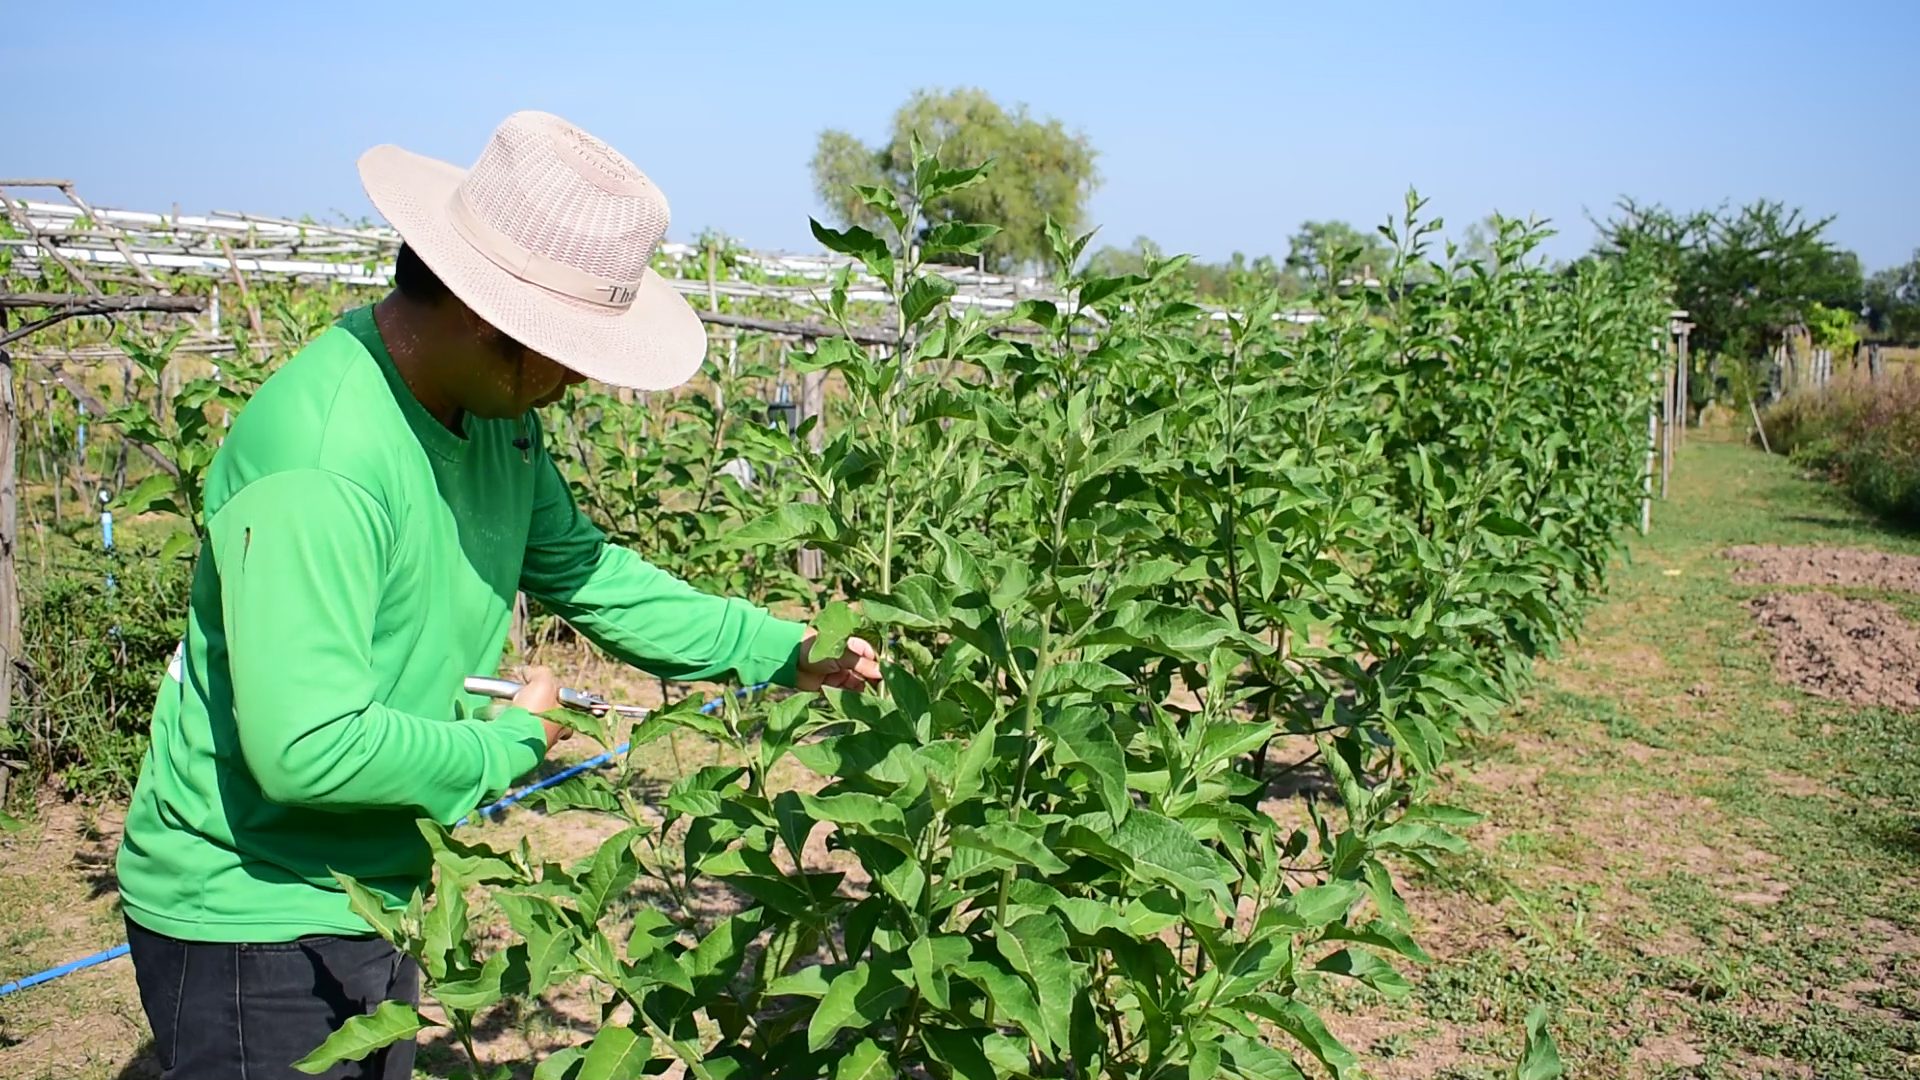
[0,685,762,999]
[0,943,130,997]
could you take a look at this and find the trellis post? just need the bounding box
[0,314,17,806]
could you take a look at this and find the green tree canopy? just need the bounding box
[1865,249,1920,340]
[1084,236,1295,303]
[1284,220,1393,284]
[810,88,1098,273]
[1593,198,1864,361]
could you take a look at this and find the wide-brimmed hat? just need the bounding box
[357,111,706,391]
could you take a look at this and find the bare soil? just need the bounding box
[1746,591,1920,710]
[1724,544,1920,594]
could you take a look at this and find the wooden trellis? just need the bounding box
[0,288,207,806]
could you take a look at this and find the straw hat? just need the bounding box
[357,111,706,391]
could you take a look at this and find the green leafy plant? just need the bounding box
[105,330,266,557]
[301,146,1667,1079]
[11,545,192,801]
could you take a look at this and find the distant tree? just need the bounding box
[1454,214,1508,270]
[1594,198,1863,362]
[1084,235,1160,279]
[810,88,1098,273]
[1865,249,1920,340]
[1284,220,1393,284]
[1083,237,1292,303]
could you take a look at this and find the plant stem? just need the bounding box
[453,1014,484,1080]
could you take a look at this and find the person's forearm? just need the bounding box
[531,543,806,686]
[238,700,547,823]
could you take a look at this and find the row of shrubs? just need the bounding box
[1765,367,1920,526]
[4,544,188,807]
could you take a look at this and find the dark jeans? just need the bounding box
[124,915,420,1080]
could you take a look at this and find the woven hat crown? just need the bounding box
[450,111,668,309]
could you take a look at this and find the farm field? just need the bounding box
[4,438,1917,1079]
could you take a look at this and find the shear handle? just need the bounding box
[462,676,609,715]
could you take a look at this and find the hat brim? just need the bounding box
[357,144,707,392]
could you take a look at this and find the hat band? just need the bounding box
[446,190,645,310]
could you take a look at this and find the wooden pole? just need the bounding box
[0,318,18,807]
[220,239,267,347]
[696,309,898,347]
[1642,400,1656,534]
[1660,351,1675,498]
[1676,325,1690,446]
[0,293,207,346]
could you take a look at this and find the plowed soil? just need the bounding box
[1747,591,1920,710]
[1725,545,1920,593]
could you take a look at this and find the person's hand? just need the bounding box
[511,666,571,750]
[795,631,882,693]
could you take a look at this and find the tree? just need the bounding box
[1083,237,1292,303]
[1454,214,1507,270]
[1865,250,1920,340]
[1083,235,1161,279]
[1284,220,1392,284]
[1594,198,1863,363]
[810,88,1098,273]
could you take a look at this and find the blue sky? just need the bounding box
[7,1,1916,270]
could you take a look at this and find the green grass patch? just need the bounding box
[1348,440,1920,1079]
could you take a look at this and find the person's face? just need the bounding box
[460,311,587,418]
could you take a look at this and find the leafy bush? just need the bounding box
[298,151,1665,1080]
[9,544,190,803]
[1766,370,1920,526]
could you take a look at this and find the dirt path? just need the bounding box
[1319,441,1920,1078]
[5,440,1920,1079]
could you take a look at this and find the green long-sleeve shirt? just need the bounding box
[117,306,805,942]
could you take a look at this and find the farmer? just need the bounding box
[114,111,881,1079]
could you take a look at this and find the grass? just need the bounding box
[1325,438,1920,1078]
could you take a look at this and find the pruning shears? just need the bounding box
[463,675,650,719]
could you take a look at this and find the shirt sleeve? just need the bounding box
[214,469,547,824]
[518,448,805,687]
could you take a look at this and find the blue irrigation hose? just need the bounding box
[0,684,764,999]
[0,943,130,997]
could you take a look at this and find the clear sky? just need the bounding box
[7,1,1916,271]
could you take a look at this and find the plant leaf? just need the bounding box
[577,827,645,922]
[420,873,469,981]
[951,823,1070,876]
[533,1045,587,1080]
[997,913,1077,1055]
[332,872,404,945]
[418,820,525,884]
[810,601,858,667]
[576,1024,651,1080]
[1107,810,1237,912]
[833,1038,893,1080]
[811,218,894,285]
[807,961,910,1052]
[291,1001,432,1074]
[954,961,1052,1056]
[902,274,958,327]
[495,893,575,996]
[922,1026,997,1080]
[1314,948,1412,999]
[158,530,199,562]
[1045,708,1130,822]
[726,503,841,548]
[922,221,1001,258]
[1515,1005,1564,1080]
